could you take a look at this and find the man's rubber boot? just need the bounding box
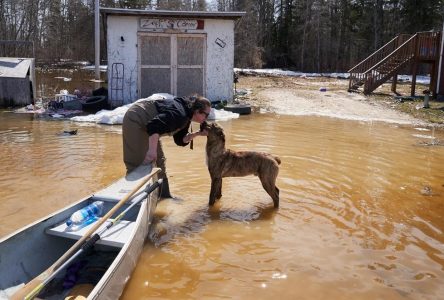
[160,177,173,198]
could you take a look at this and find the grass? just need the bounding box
[367,82,444,124]
[395,99,444,124]
[371,92,444,124]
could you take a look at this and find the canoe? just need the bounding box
[0,165,160,300]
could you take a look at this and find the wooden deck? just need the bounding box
[348,31,441,96]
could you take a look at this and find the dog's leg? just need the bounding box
[273,186,280,208]
[259,170,280,208]
[209,177,222,206]
[216,179,222,199]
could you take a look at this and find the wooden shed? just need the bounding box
[100,8,245,107]
[0,57,35,107]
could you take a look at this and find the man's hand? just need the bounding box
[184,130,207,144]
[197,129,208,136]
[144,133,160,164]
[143,148,157,164]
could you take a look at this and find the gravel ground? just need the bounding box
[235,75,429,126]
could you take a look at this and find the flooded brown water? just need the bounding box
[34,67,106,100]
[1,109,444,299]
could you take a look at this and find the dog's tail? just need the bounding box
[273,156,281,165]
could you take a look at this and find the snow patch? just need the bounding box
[234,68,430,84]
[70,93,239,125]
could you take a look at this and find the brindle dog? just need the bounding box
[203,122,281,208]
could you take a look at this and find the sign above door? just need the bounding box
[140,18,204,31]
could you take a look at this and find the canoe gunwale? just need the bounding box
[89,195,151,299]
[0,165,160,299]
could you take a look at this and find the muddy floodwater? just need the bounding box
[1,110,444,299]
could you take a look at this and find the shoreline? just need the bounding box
[235,74,444,128]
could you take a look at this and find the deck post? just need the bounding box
[94,0,100,81]
[430,61,437,98]
[437,27,444,99]
[411,62,418,97]
[391,74,398,94]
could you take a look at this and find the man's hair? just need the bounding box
[189,94,211,112]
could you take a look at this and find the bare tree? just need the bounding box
[0,0,441,71]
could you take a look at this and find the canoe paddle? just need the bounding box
[12,166,161,300]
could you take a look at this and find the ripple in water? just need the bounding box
[2,112,444,299]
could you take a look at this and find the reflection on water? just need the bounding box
[0,112,123,234]
[35,68,106,100]
[1,111,444,299]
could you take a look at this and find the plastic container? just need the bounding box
[66,201,104,229]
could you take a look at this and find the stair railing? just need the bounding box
[348,34,411,90]
[362,31,440,93]
[363,34,417,93]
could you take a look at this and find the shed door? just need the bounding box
[139,34,171,98]
[139,33,206,98]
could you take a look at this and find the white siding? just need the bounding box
[205,20,234,103]
[106,16,235,104]
[107,16,139,104]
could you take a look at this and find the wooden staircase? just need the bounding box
[348,32,441,95]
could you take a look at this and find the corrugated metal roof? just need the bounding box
[100,8,245,19]
[0,57,32,78]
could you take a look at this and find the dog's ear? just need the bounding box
[219,129,225,141]
[216,126,224,136]
[213,122,223,129]
[210,122,221,133]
